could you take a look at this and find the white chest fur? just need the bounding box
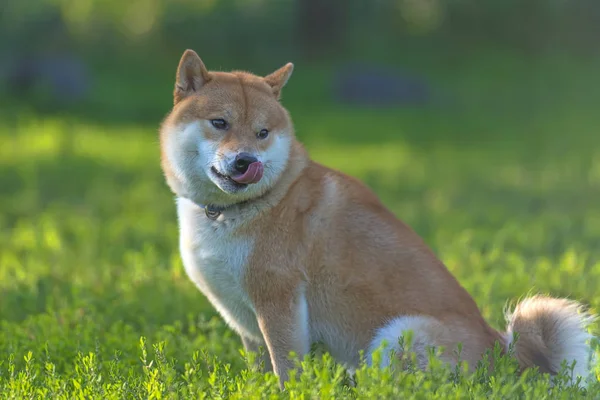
[176,197,263,341]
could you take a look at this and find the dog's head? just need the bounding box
[160,50,295,206]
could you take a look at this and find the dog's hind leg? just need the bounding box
[367,315,502,372]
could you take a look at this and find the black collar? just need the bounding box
[196,185,275,221]
[197,198,257,220]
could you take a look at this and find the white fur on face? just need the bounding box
[255,133,292,190]
[164,121,292,206]
[164,121,220,202]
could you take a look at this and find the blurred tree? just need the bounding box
[1,0,600,80]
[295,0,348,60]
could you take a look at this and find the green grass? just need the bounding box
[1,54,600,398]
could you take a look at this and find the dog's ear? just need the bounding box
[174,49,210,104]
[264,62,294,99]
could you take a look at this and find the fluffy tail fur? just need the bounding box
[504,295,596,385]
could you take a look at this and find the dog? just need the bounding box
[159,49,596,389]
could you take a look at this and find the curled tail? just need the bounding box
[504,295,596,384]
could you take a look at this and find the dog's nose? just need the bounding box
[234,152,258,174]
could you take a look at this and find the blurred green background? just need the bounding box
[2,0,600,121]
[1,0,599,393]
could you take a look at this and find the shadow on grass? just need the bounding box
[0,274,215,330]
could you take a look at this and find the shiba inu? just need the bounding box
[159,49,596,388]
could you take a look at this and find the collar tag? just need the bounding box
[204,205,222,220]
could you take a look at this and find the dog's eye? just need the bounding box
[210,119,229,130]
[257,129,269,139]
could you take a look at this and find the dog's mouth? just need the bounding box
[210,166,248,190]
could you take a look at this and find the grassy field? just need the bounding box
[1,53,600,398]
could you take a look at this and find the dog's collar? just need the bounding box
[195,185,275,221]
[196,196,260,220]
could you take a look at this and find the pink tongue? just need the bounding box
[231,161,264,184]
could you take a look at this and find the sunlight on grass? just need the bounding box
[1,60,600,397]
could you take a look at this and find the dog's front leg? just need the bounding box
[253,284,310,389]
[241,335,273,372]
